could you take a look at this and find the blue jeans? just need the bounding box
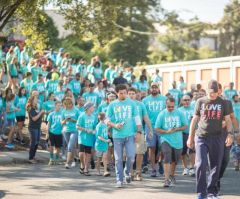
[113,135,135,183]
[29,128,41,160]
[63,131,77,152]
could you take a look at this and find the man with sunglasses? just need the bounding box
[178,95,195,177]
[187,80,233,199]
[142,82,167,177]
[155,97,188,187]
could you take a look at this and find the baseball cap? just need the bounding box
[208,80,218,93]
[84,102,94,111]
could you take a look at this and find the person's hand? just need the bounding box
[41,110,45,115]
[187,137,194,149]
[225,134,233,147]
[135,132,141,143]
[167,128,175,134]
[115,123,124,129]
[106,139,111,143]
[222,121,226,128]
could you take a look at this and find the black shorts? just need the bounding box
[49,132,63,148]
[11,75,18,78]
[16,116,26,123]
[182,133,195,155]
[79,144,92,154]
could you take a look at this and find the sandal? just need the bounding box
[83,171,91,176]
[79,167,84,174]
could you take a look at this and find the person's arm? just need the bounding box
[155,127,174,134]
[98,135,110,143]
[143,115,153,135]
[31,110,45,122]
[225,114,234,147]
[187,115,199,149]
[230,112,239,131]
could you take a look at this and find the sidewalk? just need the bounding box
[0,150,49,165]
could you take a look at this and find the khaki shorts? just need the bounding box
[136,134,147,155]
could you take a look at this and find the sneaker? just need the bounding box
[124,168,131,183]
[28,159,37,164]
[207,195,219,199]
[71,161,76,168]
[163,179,171,188]
[135,173,143,181]
[1,134,8,140]
[65,163,70,169]
[48,160,54,166]
[169,175,176,185]
[158,162,164,175]
[5,143,15,149]
[142,166,148,173]
[115,181,123,188]
[182,168,189,176]
[103,172,111,177]
[20,140,26,145]
[189,168,195,177]
[150,170,157,177]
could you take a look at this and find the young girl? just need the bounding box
[95,112,111,177]
[14,87,27,144]
[47,101,63,165]
[76,102,97,176]
[5,93,19,149]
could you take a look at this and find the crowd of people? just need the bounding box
[0,44,240,199]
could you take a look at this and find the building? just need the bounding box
[146,55,240,94]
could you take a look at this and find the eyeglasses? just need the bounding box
[167,106,174,108]
[183,99,190,101]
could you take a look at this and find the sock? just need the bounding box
[50,153,54,160]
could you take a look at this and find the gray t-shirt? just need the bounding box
[195,96,228,137]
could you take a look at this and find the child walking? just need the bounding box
[95,112,111,177]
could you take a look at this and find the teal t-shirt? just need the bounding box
[93,67,103,80]
[31,66,43,82]
[155,109,187,149]
[76,64,87,78]
[20,65,29,75]
[135,100,148,132]
[20,79,33,98]
[152,74,162,83]
[54,91,65,102]
[233,102,240,123]
[70,79,81,95]
[77,106,85,116]
[178,106,194,133]
[47,111,63,135]
[6,101,16,119]
[107,98,138,138]
[142,95,167,126]
[168,89,182,106]
[61,107,79,133]
[63,83,73,92]
[104,68,113,81]
[31,82,45,103]
[14,96,27,117]
[77,113,97,147]
[8,64,18,76]
[137,81,149,92]
[95,122,109,152]
[82,92,101,108]
[224,89,238,101]
[43,100,55,121]
[0,97,3,112]
[46,80,59,94]
[97,102,108,113]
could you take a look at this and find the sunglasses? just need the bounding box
[183,99,190,101]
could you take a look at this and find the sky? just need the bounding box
[161,0,230,23]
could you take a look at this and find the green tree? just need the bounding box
[219,0,240,56]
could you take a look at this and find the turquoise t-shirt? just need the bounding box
[77,106,85,116]
[8,64,18,76]
[97,102,108,113]
[46,80,59,94]
[168,89,182,106]
[177,82,187,92]
[43,100,55,118]
[0,97,3,112]
[14,96,27,117]
[233,102,240,123]
[93,67,103,80]
[31,82,45,103]
[20,79,33,98]
[224,89,238,101]
[110,71,118,84]
[82,92,101,108]
[137,81,149,92]
[178,106,194,134]
[135,100,148,132]
[6,101,16,119]
[70,79,81,95]
[107,98,138,139]
[63,83,73,92]
[20,65,29,75]
[152,74,162,83]
[104,68,113,81]
[95,122,109,152]
[155,109,187,149]
[123,72,132,83]
[87,65,94,74]
[61,107,79,133]
[31,66,43,82]
[77,113,97,147]
[54,91,65,102]
[142,95,167,126]
[47,111,63,135]
[76,64,87,78]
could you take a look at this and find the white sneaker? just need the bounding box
[1,134,8,140]
[207,196,219,199]
[189,168,195,177]
[61,155,66,160]
[65,163,70,169]
[71,161,76,168]
[115,181,123,188]
[182,168,189,176]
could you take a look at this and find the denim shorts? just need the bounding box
[145,125,159,148]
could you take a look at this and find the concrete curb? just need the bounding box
[0,150,50,165]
